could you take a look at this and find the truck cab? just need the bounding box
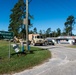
[29,34,44,46]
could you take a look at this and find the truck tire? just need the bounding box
[40,44,43,46]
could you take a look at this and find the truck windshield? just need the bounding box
[37,36,42,38]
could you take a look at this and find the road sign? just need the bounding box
[0,31,14,58]
[0,31,13,39]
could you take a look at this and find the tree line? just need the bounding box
[29,27,61,37]
[8,0,76,38]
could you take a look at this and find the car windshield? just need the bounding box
[47,39,52,42]
[37,36,43,38]
[48,40,52,42]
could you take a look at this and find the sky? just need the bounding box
[0,0,76,34]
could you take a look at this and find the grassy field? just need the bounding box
[0,40,51,74]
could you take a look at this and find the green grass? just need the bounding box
[0,40,51,74]
[68,45,76,48]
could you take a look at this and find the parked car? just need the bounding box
[46,39,54,45]
[45,38,55,45]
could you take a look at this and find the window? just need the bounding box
[37,36,42,38]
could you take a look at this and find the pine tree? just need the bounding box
[64,15,75,36]
[8,0,26,37]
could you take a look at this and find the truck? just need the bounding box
[29,34,45,46]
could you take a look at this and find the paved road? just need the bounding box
[13,44,76,75]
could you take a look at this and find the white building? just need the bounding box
[57,36,76,44]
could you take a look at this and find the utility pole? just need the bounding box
[26,0,29,50]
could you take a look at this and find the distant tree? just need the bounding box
[33,27,37,34]
[64,15,75,36]
[43,30,46,38]
[39,30,42,35]
[61,31,66,36]
[29,30,34,34]
[46,28,51,37]
[52,31,57,37]
[56,28,61,36]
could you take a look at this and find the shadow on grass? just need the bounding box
[31,48,47,52]
[11,51,26,57]
[0,57,3,61]
[11,48,48,57]
[11,50,34,57]
[0,57,2,60]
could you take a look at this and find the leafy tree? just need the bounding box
[29,30,34,34]
[43,30,46,38]
[46,28,51,37]
[39,30,42,35]
[52,31,57,37]
[64,15,75,36]
[33,27,37,34]
[56,28,61,36]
